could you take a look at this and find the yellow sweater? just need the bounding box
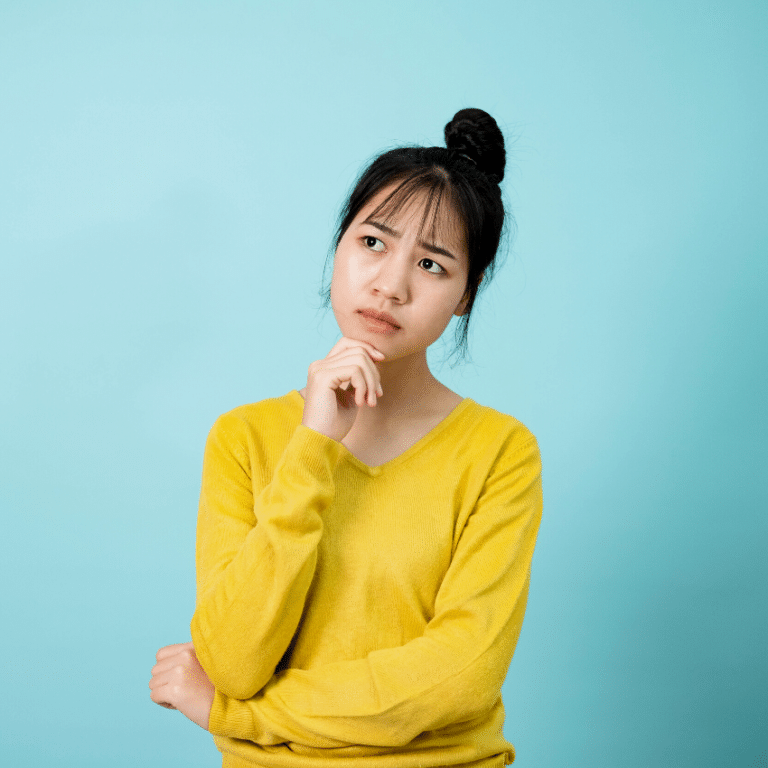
[191,390,543,768]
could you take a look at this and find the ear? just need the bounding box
[454,272,484,317]
[454,292,471,317]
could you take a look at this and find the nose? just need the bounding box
[372,251,410,304]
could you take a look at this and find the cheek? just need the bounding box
[433,285,466,317]
[339,251,372,290]
[330,254,360,305]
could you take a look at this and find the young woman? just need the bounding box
[150,108,543,768]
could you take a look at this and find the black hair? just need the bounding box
[318,107,511,367]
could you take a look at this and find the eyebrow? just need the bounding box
[361,219,458,261]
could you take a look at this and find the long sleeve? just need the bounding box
[190,413,345,699]
[206,434,543,748]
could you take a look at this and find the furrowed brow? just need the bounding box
[362,219,400,238]
[418,241,457,261]
[361,219,457,261]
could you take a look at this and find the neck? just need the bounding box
[356,348,443,426]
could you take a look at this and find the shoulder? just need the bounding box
[206,391,302,458]
[439,398,541,505]
[465,403,542,522]
[215,391,300,430]
[465,399,539,459]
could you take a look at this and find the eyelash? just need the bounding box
[361,236,446,275]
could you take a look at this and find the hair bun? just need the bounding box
[444,108,506,183]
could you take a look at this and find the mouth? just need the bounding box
[357,310,401,332]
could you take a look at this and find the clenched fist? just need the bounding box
[149,642,214,730]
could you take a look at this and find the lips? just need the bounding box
[357,309,400,329]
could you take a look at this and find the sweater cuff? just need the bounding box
[208,689,251,738]
[282,424,347,478]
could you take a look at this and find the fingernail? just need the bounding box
[377,384,383,396]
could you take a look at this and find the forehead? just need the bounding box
[355,180,467,258]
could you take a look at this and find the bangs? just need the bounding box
[366,170,465,250]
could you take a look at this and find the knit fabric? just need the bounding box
[191,390,543,767]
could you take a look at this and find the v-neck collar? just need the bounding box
[287,389,474,476]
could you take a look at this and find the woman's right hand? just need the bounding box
[301,337,386,443]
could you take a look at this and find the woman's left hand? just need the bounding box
[149,642,215,730]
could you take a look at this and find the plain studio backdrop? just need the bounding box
[1,1,765,766]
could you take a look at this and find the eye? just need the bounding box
[420,258,446,275]
[362,236,385,252]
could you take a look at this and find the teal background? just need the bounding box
[1,1,765,766]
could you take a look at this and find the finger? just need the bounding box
[327,366,360,400]
[149,666,186,707]
[329,364,376,407]
[319,344,384,401]
[149,679,176,708]
[327,351,380,405]
[151,656,185,676]
[155,642,193,661]
[327,337,386,361]
[149,667,175,690]
[349,352,380,406]
[351,370,369,408]
[152,645,200,677]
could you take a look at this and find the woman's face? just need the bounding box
[331,183,471,361]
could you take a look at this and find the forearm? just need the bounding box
[191,518,322,699]
[206,579,531,747]
[192,421,344,699]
